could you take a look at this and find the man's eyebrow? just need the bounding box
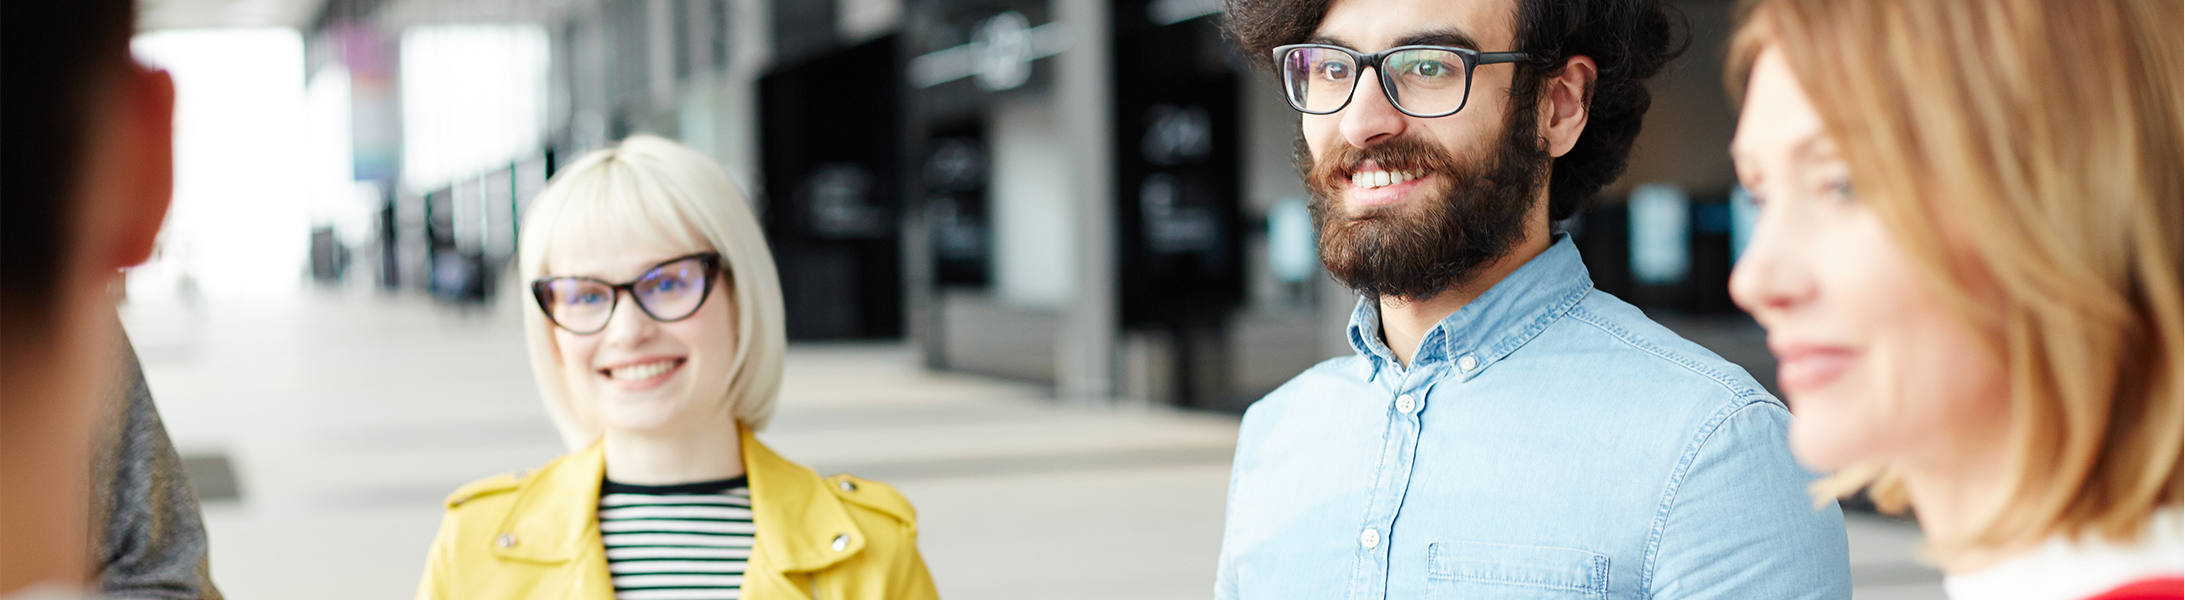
[1305,29,1485,51]
[1397,29,1483,50]
[1306,34,1353,47]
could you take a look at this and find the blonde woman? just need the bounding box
[1724,1,2180,598]
[416,135,938,600]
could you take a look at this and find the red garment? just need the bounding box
[2087,577,2185,600]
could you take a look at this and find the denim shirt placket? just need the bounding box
[1344,326,1448,600]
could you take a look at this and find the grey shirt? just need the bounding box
[87,333,220,600]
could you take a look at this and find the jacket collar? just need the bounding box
[742,427,868,572]
[1346,233,1594,379]
[492,427,867,572]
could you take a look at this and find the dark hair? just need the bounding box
[1,0,137,334]
[1225,0,1688,221]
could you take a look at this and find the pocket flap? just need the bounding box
[1427,541,1608,592]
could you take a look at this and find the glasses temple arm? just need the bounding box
[1477,52,1531,65]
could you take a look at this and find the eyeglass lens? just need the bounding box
[1281,47,1474,116]
[537,257,713,333]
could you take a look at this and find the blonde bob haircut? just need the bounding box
[1727,0,2182,558]
[517,135,787,450]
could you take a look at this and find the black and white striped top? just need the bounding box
[598,476,755,600]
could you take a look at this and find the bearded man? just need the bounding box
[1214,0,1852,597]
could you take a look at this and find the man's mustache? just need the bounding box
[1309,136,1464,186]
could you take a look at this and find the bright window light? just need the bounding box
[399,24,551,193]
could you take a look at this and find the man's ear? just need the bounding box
[1540,55,1596,158]
[103,62,176,270]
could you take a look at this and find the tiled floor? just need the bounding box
[120,292,1939,599]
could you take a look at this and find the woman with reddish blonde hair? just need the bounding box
[1725,1,2180,598]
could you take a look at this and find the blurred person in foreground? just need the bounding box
[3,1,222,598]
[416,135,937,600]
[1726,1,2181,598]
[1214,0,1850,597]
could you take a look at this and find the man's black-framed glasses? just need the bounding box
[531,253,725,334]
[1273,44,1531,118]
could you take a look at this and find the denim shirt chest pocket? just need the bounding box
[1425,541,1610,600]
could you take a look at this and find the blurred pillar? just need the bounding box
[1054,0,1117,401]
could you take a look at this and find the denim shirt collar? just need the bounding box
[1346,234,1595,379]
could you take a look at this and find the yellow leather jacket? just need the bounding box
[415,430,938,599]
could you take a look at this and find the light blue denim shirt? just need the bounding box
[1217,235,1850,599]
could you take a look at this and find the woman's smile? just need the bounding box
[1768,342,1858,394]
[598,356,686,390]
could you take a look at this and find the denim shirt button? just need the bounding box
[1359,528,1380,549]
[1458,355,1479,372]
[1395,394,1416,414]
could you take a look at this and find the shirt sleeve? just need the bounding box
[1645,401,1852,599]
[92,333,223,600]
[892,519,940,600]
[1214,410,1255,600]
[1214,480,1240,599]
[414,508,458,600]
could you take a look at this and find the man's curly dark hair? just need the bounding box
[1224,0,1689,221]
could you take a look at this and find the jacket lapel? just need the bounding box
[744,430,867,574]
[492,442,606,566]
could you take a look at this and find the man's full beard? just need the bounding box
[1303,105,1552,301]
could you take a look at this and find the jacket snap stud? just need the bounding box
[496,533,518,549]
[838,480,857,492]
[831,534,850,552]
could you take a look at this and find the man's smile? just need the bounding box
[1340,160,1436,206]
[1350,168,1424,189]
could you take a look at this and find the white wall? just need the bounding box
[398,24,551,193]
[988,95,1079,309]
[1240,70,1309,215]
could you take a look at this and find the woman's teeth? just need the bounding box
[607,359,677,381]
[1351,169,1421,189]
